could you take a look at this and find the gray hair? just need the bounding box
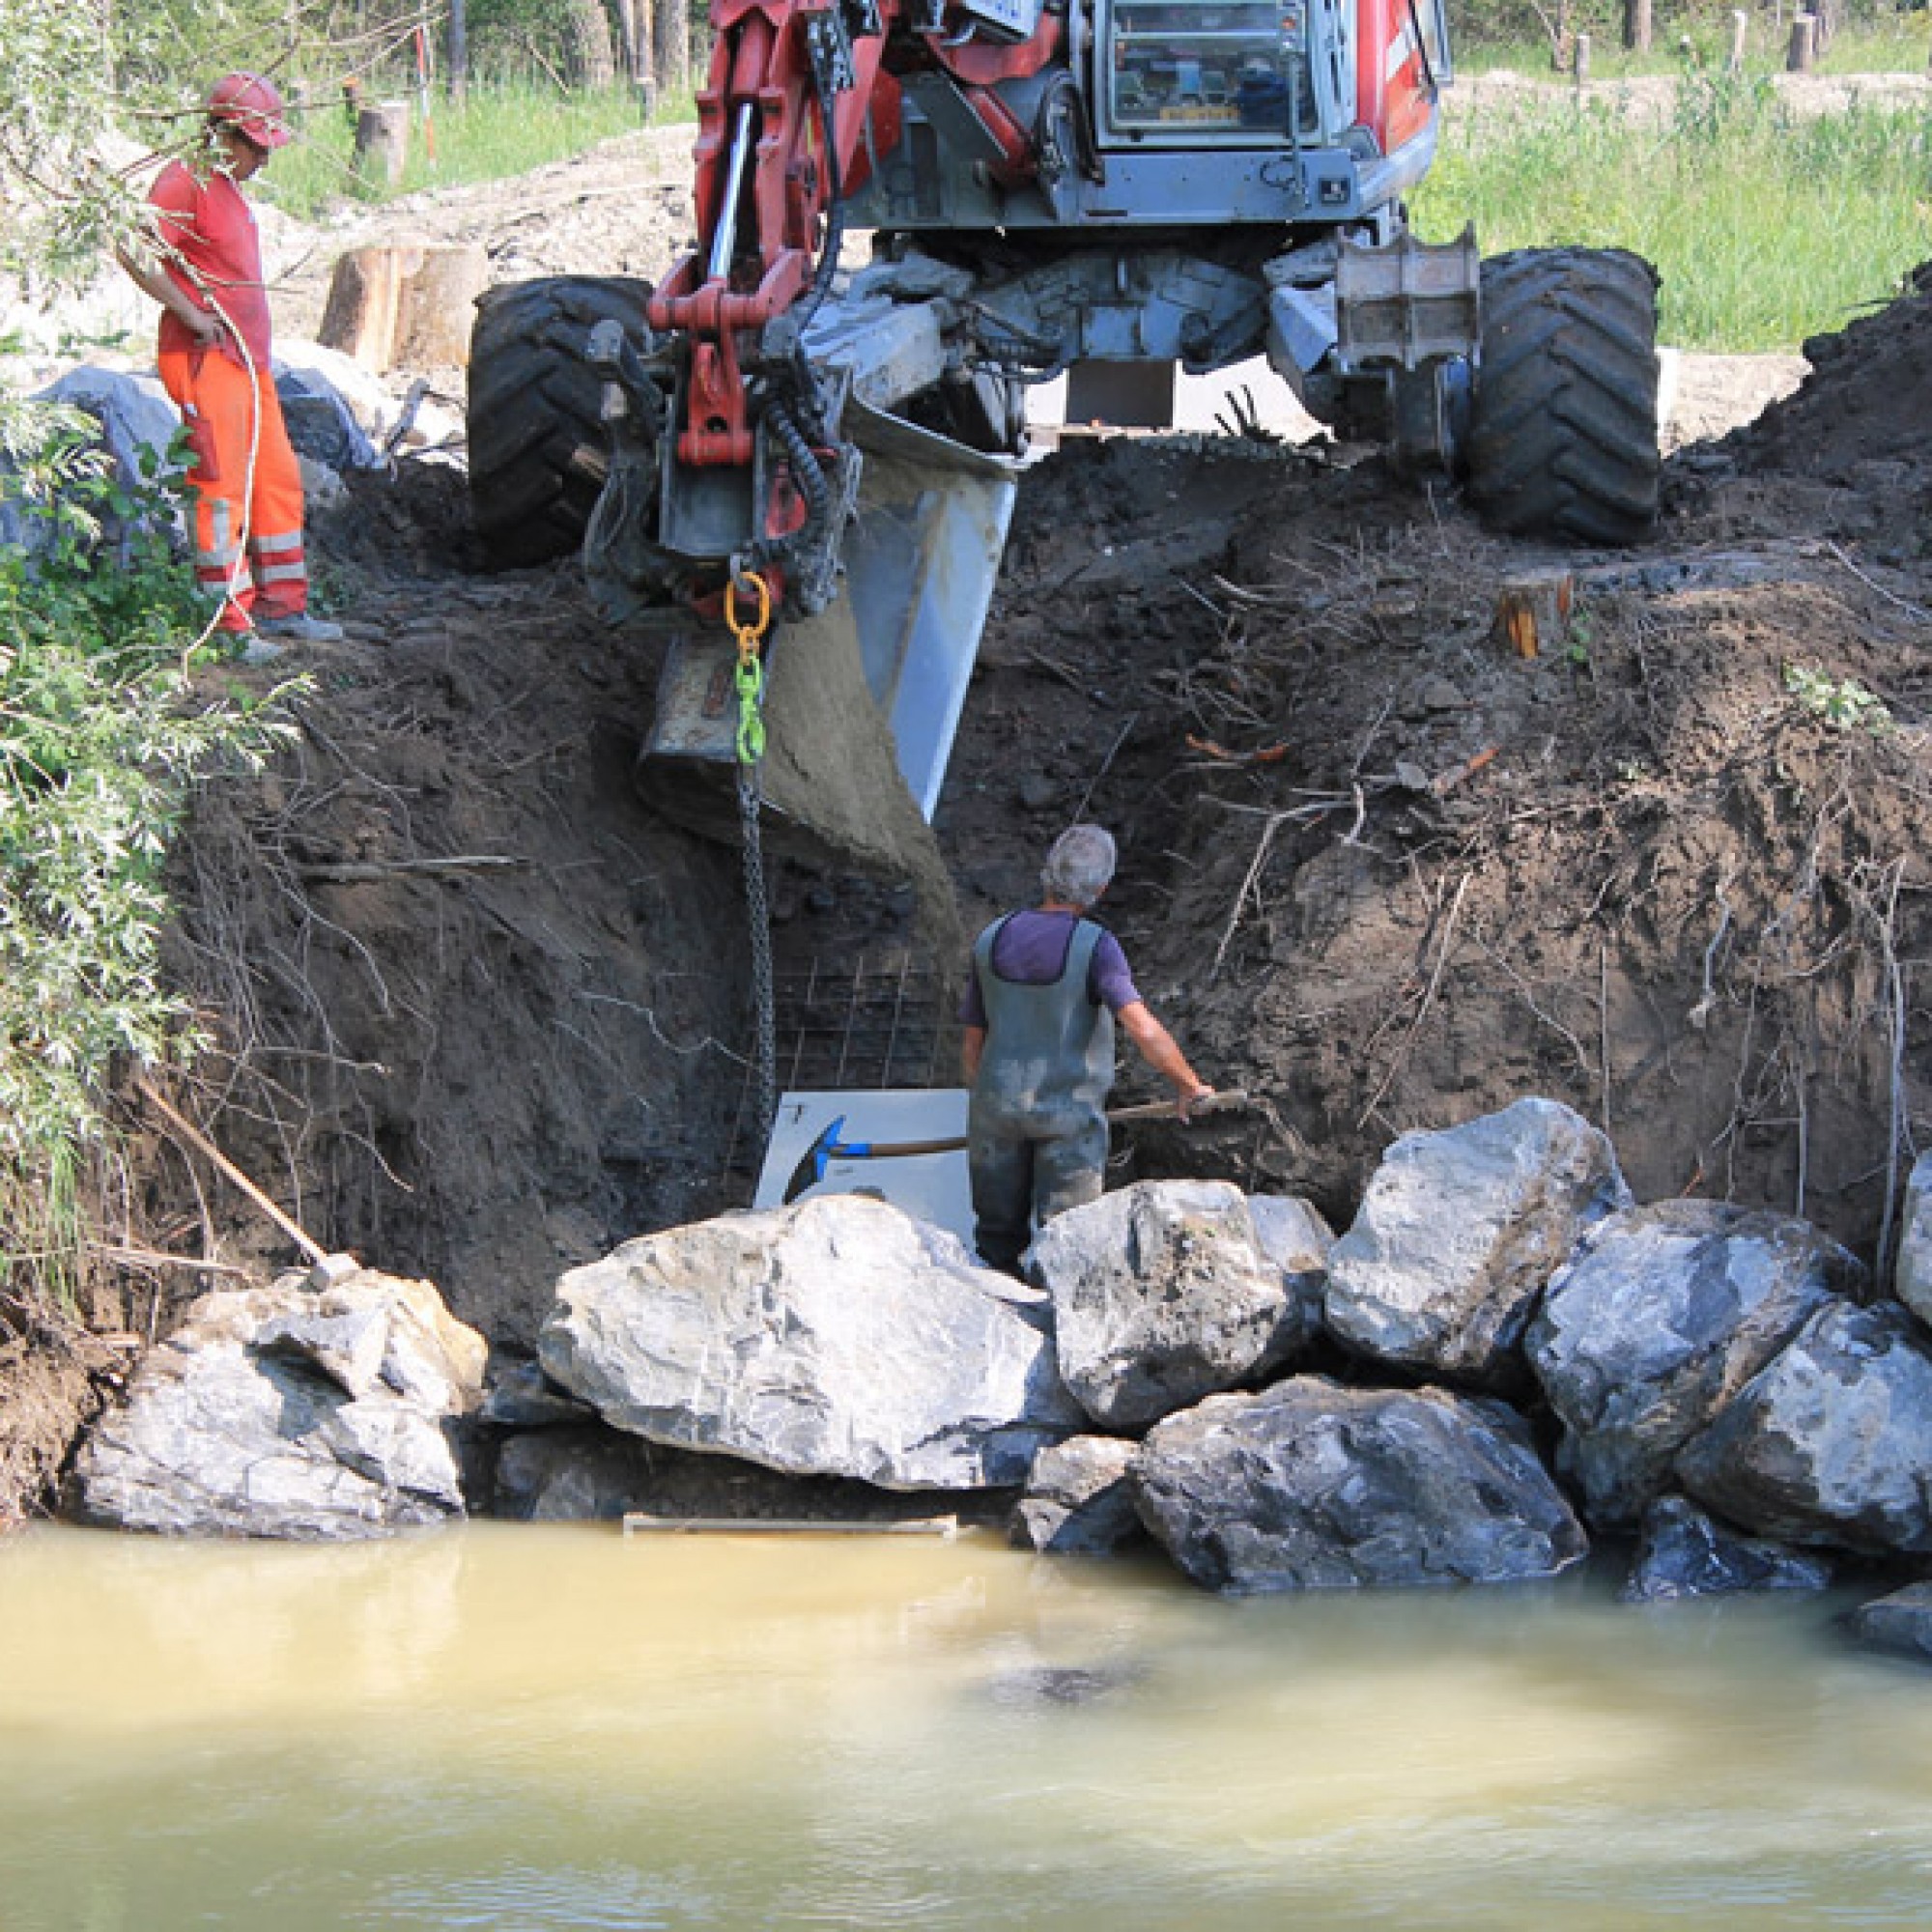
[1041,824,1117,906]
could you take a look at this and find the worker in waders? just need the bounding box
[118,72,343,649]
[959,824,1214,1273]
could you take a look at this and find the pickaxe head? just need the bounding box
[781,1114,848,1206]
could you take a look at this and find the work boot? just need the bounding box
[255,610,345,643]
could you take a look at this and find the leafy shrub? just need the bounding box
[0,407,301,1310]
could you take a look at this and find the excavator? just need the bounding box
[467,0,1661,847]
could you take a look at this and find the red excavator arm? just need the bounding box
[647,0,903,472]
[640,0,1061,597]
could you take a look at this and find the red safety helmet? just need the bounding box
[206,71,291,151]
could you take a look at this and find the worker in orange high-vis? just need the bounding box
[119,72,342,647]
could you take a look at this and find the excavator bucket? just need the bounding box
[637,401,1018,884]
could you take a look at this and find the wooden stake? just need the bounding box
[1492,568,1576,659]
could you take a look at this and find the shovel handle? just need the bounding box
[1104,1088,1247,1125]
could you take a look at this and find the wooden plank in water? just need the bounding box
[621,1513,959,1539]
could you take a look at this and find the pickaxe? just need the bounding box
[781,1090,1248,1205]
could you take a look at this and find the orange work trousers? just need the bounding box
[157,344,309,634]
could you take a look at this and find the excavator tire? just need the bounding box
[467,275,654,569]
[1466,247,1661,547]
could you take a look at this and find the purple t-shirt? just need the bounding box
[959,909,1140,1028]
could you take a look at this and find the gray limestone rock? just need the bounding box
[1247,1191,1336,1337]
[1133,1377,1588,1593]
[1527,1200,1859,1527]
[1846,1583,1932,1665]
[71,1267,486,1539]
[1621,1494,1834,1603]
[494,1426,659,1520]
[1677,1299,1932,1555]
[1325,1098,1629,1385]
[1012,1435,1143,1555]
[538,1194,1082,1491]
[1892,1151,1932,1330]
[1028,1179,1324,1429]
[479,1358,599,1429]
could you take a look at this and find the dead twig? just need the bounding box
[1022,648,1089,693]
[1357,871,1471,1129]
[134,1077,329,1266]
[298,854,530,884]
[1824,540,1932,625]
[87,1243,251,1279]
[1211,810,1292,982]
[1073,712,1140,822]
[1874,859,1912,1293]
[1432,745,1499,796]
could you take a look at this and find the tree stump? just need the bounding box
[318,243,490,373]
[1492,569,1576,660]
[353,99,411,193]
[392,248,489,369]
[1786,14,1817,71]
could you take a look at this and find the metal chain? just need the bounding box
[728,571,779,1148]
[736,758,778,1148]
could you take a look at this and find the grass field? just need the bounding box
[1415,70,1932,350]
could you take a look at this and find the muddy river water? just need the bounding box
[2,1521,1930,1929]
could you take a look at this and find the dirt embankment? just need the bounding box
[6,134,1929,1525]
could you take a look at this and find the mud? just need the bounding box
[9,126,1931,1524]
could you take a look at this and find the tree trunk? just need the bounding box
[561,0,617,88]
[653,0,691,100]
[351,101,411,195]
[611,0,644,82]
[447,0,469,103]
[1623,0,1653,55]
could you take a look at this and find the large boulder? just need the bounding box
[1526,1200,1859,1527]
[71,1265,485,1539]
[1133,1377,1588,1593]
[538,1194,1082,1491]
[1027,1179,1327,1428]
[1677,1299,1932,1555]
[1621,1495,1833,1603]
[1325,1098,1629,1385]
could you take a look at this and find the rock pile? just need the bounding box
[70,1094,1932,1662]
[503,1095,1932,1656]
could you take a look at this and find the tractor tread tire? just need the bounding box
[1467,247,1662,548]
[467,274,654,570]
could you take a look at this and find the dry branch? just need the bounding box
[134,1077,329,1266]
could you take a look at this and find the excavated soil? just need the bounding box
[146,265,1932,1336]
[7,130,1932,1522]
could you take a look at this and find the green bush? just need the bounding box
[0,408,300,1310]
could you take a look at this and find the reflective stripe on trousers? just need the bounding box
[157,344,308,631]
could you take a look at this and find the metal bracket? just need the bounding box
[1335,222,1480,374]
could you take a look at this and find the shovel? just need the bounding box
[781,1090,1248,1206]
